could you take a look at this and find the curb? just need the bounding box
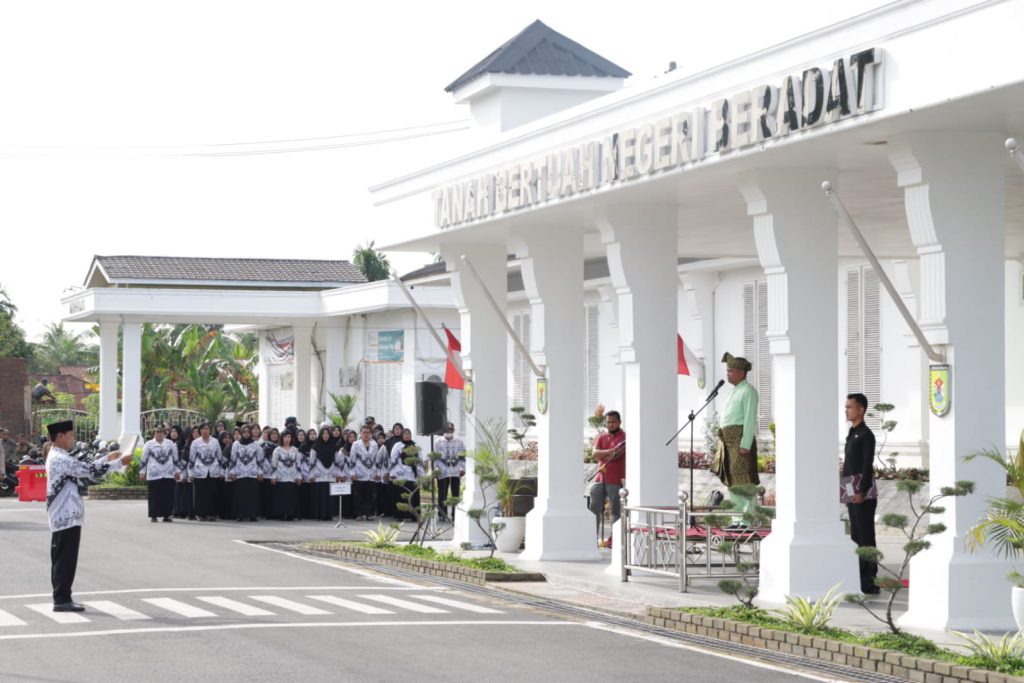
[304,542,546,585]
[87,487,147,500]
[647,608,1023,683]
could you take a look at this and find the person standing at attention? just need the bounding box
[139,425,180,523]
[45,420,132,612]
[715,353,760,487]
[843,392,879,594]
[588,410,625,547]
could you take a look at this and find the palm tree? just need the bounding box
[0,285,16,317]
[353,241,391,282]
[966,448,1024,568]
[32,323,98,374]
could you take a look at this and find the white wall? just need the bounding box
[1007,259,1024,451]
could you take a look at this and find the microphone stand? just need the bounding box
[666,382,723,506]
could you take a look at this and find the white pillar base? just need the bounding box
[898,538,1014,631]
[755,521,861,606]
[604,517,626,576]
[520,498,600,561]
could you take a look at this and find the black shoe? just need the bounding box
[249,517,258,522]
[53,602,85,612]
[862,586,881,595]
[150,517,158,523]
[162,517,173,522]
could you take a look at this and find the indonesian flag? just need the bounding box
[443,326,465,390]
[677,334,704,384]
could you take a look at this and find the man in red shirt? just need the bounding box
[589,410,625,544]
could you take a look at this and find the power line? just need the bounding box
[0,119,471,159]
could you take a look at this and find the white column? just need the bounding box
[293,325,314,430]
[516,226,600,561]
[442,243,508,546]
[597,205,679,506]
[97,321,119,440]
[120,322,142,441]
[257,333,270,427]
[323,325,347,427]
[598,205,680,575]
[888,132,1012,630]
[741,169,860,604]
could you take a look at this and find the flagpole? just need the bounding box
[392,275,467,383]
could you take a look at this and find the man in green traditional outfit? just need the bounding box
[713,352,760,486]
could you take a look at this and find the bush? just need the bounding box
[678,451,709,469]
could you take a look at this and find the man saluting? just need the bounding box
[45,420,132,612]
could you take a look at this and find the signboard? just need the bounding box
[366,330,405,362]
[464,380,474,414]
[929,364,951,417]
[330,482,352,496]
[536,378,548,415]
[433,49,883,230]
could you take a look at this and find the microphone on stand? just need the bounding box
[706,379,726,400]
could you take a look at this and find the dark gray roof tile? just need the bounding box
[445,20,630,93]
[91,255,366,286]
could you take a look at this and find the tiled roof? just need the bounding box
[91,255,366,286]
[399,261,448,282]
[445,19,630,93]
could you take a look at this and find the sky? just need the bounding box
[0,0,891,341]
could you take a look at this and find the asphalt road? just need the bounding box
[0,497,850,683]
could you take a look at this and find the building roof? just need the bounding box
[87,255,366,288]
[399,261,448,282]
[445,19,631,93]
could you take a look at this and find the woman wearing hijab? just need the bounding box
[308,427,337,521]
[228,424,262,522]
[349,425,379,521]
[374,430,391,518]
[380,423,405,517]
[188,423,223,521]
[389,428,423,521]
[295,429,312,518]
[334,432,355,520]
[271,431,302,521]
[261,427,280,518]
[218,431,235,519]
[171,425,196,520]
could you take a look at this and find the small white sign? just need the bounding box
[330,482,352,496]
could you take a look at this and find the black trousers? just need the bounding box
[352,480,376,518]
[147,478,175,518]
[848,499,878,591]
[437,476,460,515]
[51,526,82,604]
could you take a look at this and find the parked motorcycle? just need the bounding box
[0,462,18,497]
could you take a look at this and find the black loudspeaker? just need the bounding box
[415,381,448,436]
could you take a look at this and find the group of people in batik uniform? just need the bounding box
[140,416,465,524]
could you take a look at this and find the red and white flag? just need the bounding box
[677,334,705,384]
[443,326,465,390]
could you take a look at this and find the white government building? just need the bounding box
[64,0,1024,630]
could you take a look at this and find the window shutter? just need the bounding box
[363,362,402,427]
[742,282,773,433]
[583,304,600,416]
[511,312,531,410]
[846,266,881,429]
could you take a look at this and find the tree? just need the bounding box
[32,323,98,374]
[352,241,391,282]
[0,286,31,360]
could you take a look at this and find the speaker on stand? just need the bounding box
[416,381,450,539]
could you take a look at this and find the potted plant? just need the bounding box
[965,439,1024,630]
[468,419,535,553]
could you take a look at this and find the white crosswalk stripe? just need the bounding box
[358,594,449,614]
[142,598,216,618]
[81,601,151,621]
[306,595,394,615]
[197,597,274,617]
[0,609,27,627]
[249,596,331,616]
[412,595,503,614]
[26,603,90,624]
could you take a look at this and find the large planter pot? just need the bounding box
[493,516,526,553]
[1012,586,1024,632]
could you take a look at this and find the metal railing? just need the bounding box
[31,408,97,444]
[619,489,771,592]
[139,409,207,435]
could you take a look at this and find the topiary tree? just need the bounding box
[844,479,974,634]
[711,484,774,608]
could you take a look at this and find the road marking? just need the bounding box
[26,604,90,624]
[0,620,577,641]
[0,609,26,626]
[249,596,331,616]
[412,595,503,614]
[307,595,393,615]
[81,601,151,621]
[142,598,216,618]
[196,596,274,617]
[358,594,448,614]
[237,540,418,586]
[583,622,849,683]
[0,586,443,601]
